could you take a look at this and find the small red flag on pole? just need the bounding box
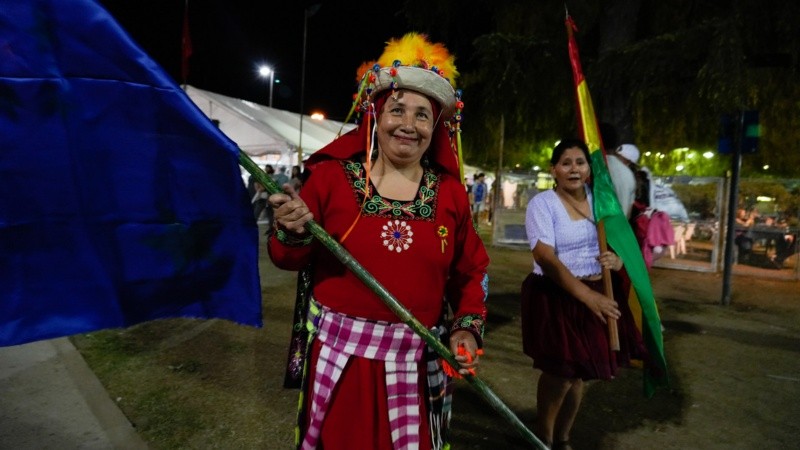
[181,0,192,85]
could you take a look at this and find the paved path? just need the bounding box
[0,338,147,449]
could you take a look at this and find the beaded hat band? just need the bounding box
[354,32,464,119]
[368,66,456,115]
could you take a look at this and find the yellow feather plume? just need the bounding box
[355,32,458,87]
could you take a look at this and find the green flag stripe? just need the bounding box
[592,150,669,397]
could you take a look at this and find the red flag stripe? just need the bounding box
[181,1,192,84]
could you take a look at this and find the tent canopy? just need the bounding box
[185,85,356,165]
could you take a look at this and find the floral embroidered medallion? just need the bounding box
[381,220,413,253]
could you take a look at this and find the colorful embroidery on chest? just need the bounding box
[343,161,439,221]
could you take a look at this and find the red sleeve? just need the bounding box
[443,176,489,338]
[266,161,336,271]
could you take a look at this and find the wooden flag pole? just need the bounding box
[596,219,620,351]
[239,152,546,449]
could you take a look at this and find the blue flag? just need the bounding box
[0,0,262,347]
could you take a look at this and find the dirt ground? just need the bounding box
[74,226,800,449]
[456,248,800,450]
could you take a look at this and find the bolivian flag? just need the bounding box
[566,14,669,397]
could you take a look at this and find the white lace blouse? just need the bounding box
[524,186,602,277]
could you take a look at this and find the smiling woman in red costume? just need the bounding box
[267,33,489,450]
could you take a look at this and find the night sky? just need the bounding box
[100,1,411,121]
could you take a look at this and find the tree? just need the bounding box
[400,0,800,178]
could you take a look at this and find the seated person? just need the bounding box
[770,217,798,268]
[734,207,757,262]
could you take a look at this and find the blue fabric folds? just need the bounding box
[0,0,262,346]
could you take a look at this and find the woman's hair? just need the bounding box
[550,138,591,166]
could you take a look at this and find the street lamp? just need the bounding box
[258,65,274,108]
[298,3,321,167]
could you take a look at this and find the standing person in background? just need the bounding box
[272,165,289,189]
[267,33,489,450]
[607,143,671,267]
[253,165,275,224]
[616,144,653,217]
[520,139,649,449]
[289,165,303,193]
[486,177,497,225]
[607,144,640,219]
[247,173,258,202]
[465,176,475,215]
[472,172,487,225]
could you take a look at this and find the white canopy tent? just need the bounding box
[184,85,356,168]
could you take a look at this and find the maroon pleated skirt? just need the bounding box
[520,273,647,380]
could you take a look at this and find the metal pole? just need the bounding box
[238,152,545,449]
[721,111,743,306]
[269,70,274,108]
[258,65,274,108]
[297,8,310,168]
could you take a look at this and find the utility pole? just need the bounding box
[720,110,760,305]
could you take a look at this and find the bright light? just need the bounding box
[310,112,325,120]
[703,151,714,159]
[659,153,666,159]
[676,165,684,171]
[257,65,275,107]
[515,163,521,168]
[645,151,652,156]
[763,164,769,170]
[686,152,696,159]
[533,165,541,171]
[757,196,774,202]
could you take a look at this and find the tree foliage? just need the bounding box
[400,0,800,178]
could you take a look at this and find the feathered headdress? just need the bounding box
[311,33,466,174]
[354,32,460,116]
[350,33,466,181]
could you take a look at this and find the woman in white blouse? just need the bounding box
[521,138,648,450]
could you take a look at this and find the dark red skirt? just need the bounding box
[520,273,647,380]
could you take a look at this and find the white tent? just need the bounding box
[184,85,356,167]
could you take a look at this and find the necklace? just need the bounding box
[556,188,595,223]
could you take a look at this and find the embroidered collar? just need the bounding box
[341,160,439,221]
